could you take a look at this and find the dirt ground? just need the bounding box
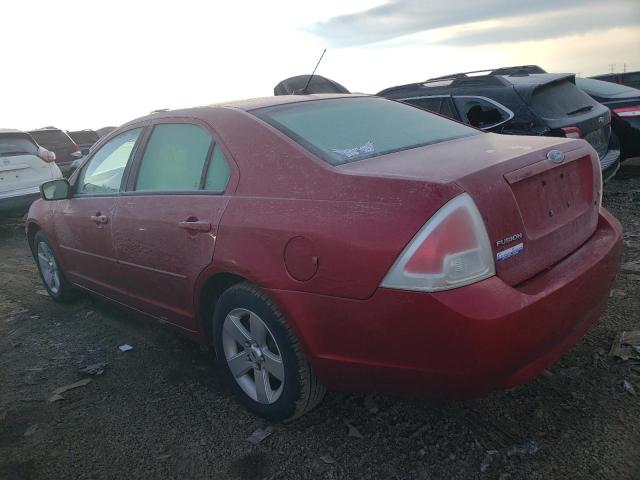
[1,163,639,480]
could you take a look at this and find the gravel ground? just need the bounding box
[1,162,639,480]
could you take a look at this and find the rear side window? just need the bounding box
[77,128,142,195]
[135,124,212,192]
[529,81,598,119]
[405,97,455,119]
[0,134,38,156]
[254,97,477,165]
[453,97,512,129]
[29,130,74,148]
[203,144,231,192]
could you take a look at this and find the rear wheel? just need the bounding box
[213,282,325,421]
[33,231,79,302]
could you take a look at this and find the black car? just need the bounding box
[67,129,100,155]
[27,128,82,176]
[591,71,640,90]
[576,77,640,161]
[378,67,620,182]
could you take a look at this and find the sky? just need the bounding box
[1,0,639,131]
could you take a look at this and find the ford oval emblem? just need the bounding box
[547,150,565,164]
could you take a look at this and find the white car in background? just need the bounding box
[0,129,62,214]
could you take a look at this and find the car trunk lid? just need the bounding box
[338,133,601,286]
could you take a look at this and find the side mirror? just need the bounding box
[40,179,71,201]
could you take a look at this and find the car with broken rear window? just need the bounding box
[378,67,621,182]
[26,94,622,420]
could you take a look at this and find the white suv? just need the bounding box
[1,129,62,214]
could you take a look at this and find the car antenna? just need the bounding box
[300,49,327,94]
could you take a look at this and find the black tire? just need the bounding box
[213,282,325,421]
[33,231,80,303]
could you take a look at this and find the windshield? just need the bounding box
[253,97,478,165]
[529,80,599,119]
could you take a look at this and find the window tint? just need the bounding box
[204,144,230,192]
[254,97,477,166]
[405,97,455,119]
[529,81,598,119]
[68,130,100,144]
[0,133,38,156]
[453,97,510,128]
[77,128,142,195]
[135,124,212,192]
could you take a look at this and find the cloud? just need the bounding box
[308,0,638,47]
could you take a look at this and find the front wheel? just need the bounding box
[33,231,80,302]
[213,283,325,421]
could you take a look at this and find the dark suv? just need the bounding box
[378,66,620,182]
[28,128,82,176]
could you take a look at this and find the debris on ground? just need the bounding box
[609,289,626,298]
[247,426,273,445]
[609,331,640,362]
[320,454,337,465]
[623,380,637,396]
[49,378,93,402]
[23,424,38,437]
[480,450,500,472]
[507,439,540,457]
[118,344,133,352]
[35,289,48,296]
[79,362,108,376]
[621,261,640,273]
[344,419,364,439]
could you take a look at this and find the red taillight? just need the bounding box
[37,147,56,163]
[612,106,640,118]
[381,193,495,292]
[73,143,80,152]
[561,127,582,139]
[405,208,477,273]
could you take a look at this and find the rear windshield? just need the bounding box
[575,77,638,97]
[69,130,100,144]
[29,129,74,148]
[530,80,599,119]
[253,97,478,165]
[0,133,38,156]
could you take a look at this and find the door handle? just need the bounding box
[90,213,109,225]
[178,219,212,232]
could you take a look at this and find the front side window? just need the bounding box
[135,124,212,192]
[253,97,478,166]
[76,128,142,195]
[453,97,511,129]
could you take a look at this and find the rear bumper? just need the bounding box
[267,209,622,397]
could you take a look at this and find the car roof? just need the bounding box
[120,94,366,127]
[575,77,640,99]
[204,93,361,111]
[0,128,25,134]
[378,73,573,98]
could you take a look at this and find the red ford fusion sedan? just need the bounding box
[27,94,622,420]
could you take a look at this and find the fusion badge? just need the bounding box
[496,242,524,262]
